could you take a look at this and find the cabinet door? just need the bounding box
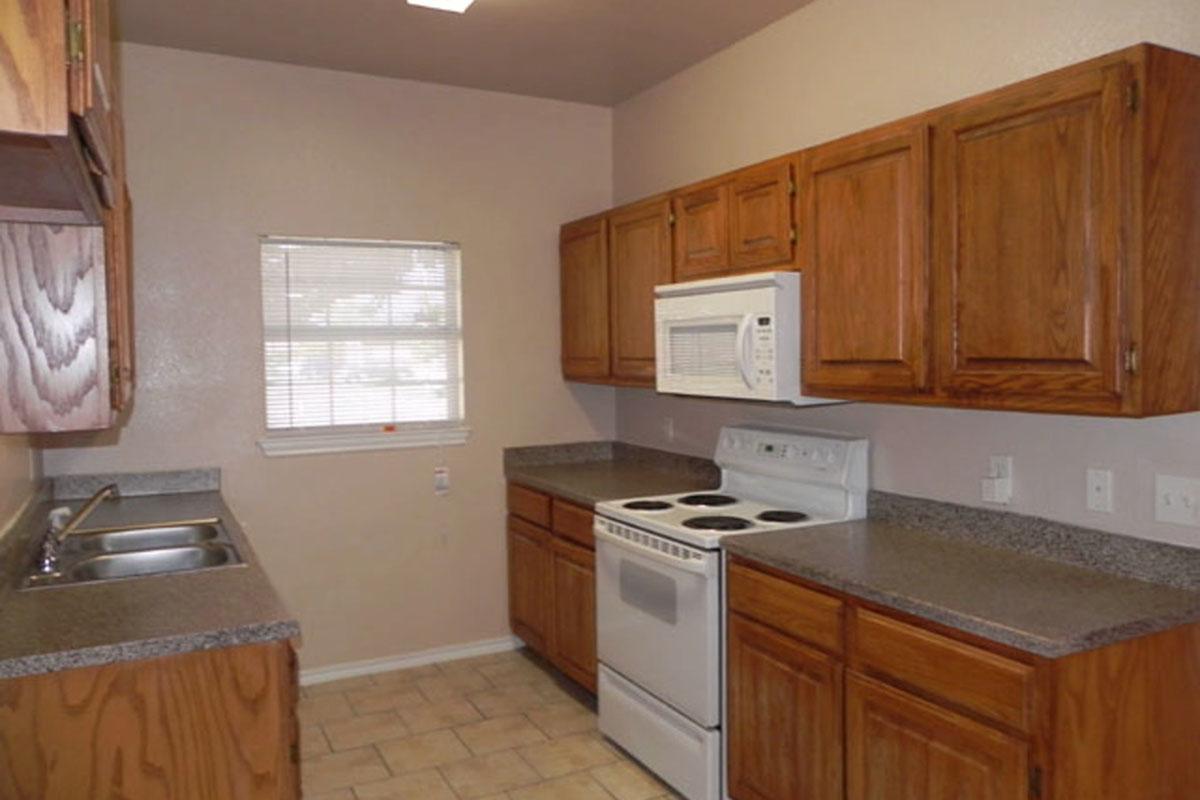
[730,160,795,272]
[550,538,597,692]
[727,613,843,800]
[68,0,115,181]
[932,62,1133,410]
[609,199,671,383]
[801,121,931,396]
[560,216,610,381]
[673,180,730,280]
[507,516,553,655]
[846,673,1028,800]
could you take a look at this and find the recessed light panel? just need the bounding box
[407,0,475,12]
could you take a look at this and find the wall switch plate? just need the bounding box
[1086,468,1114,513]
[981,455,1013,505]
[434,466,450,495]
[1155,474,1200,527]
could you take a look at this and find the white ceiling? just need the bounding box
[114,0,813,106]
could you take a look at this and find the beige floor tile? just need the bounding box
[309,790,355,800]
[346,685,429,715]
[439,750,541,799]
[301,746,390,795]
[479,659,557,689]
[590,760,668,800]
[507,772,617,800]
[376,728,471,775]
[303,674,376,697]
[455,714,547,755]
[322,711,409,751]
[418,670,492,701]
[518,732,619,779]
[352,767,458,799]
[298,692,356,726]
[468,684,551,718]
[301,724,331,758]
[525,701,598,738]
[399,696,483,733]
[371,663,444,686]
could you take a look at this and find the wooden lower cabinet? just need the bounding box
[550,538,597,692]
[845,673,1028,800]
[727,613,842,800]
[507,514,554,653]
[0,641,299,800]
[506,483,598,692]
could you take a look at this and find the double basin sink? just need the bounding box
[23,520,243,589]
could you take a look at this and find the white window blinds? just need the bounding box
[260,237,464,437]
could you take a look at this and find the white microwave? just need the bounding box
[655,271,834,405]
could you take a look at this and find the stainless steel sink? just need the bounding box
[23,518,243,589]
[62,522,222,554]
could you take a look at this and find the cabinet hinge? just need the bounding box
[789,227,797,243]
[668,212,676,226]
[788,179,797,196]
[1029,766,1043,798]
[1127,79,1140,113]
[67,20,85,65]
[1124,344,1140,374]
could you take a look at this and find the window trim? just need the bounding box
[257,235,467,455]
[258,423,471,457]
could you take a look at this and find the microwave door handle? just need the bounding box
[736,314,756,389]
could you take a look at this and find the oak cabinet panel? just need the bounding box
[0,642,298,800]
[727,561,843,655]
[551,498,595,549]
[551,538,597,692]
[560,216,610,380]
[609,199,672,383]
[801,121,931,396]
[507,484,551,528]
[507,515,554,654]
[728,612,843,800]
[730,160,795,271]
[68,0,115,179]
[672,180,730,280]
[846,673,1028,800]
[932,62,1131,408]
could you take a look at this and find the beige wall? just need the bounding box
[613,0,1200,548]
[0,437,38,533]
[41,44,615,669]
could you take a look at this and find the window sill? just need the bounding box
[257,425,470,457]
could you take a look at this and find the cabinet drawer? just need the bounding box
[551,498,594,549]
[727,561,844,655]
[507,484,551,527]
[852,608,1035,732]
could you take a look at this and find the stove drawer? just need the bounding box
[727,559,844,655]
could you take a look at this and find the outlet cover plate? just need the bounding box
[1155,474,1200,527]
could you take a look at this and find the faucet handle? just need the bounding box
[48,506,73,534]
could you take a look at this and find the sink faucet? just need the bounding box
[39,483,121,574]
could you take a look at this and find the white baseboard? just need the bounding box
[300,635,523,686]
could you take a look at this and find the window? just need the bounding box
[258,236,467,456]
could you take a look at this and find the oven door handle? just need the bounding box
[594,526,715,577]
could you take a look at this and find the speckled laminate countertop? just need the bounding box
[0,490,300,679]
[723,516,1200,658]
[504,441,718,507]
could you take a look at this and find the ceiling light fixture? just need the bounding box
[407,0,475,12]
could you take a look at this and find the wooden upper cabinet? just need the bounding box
[730,160,796,271]
[933,61,1132,411]
[800,120,931,396]
[673,180,730,280]
[560,216,610,381]
[69,0,115,181]
[728,613,843,800]
[846,673,1029,800]
[609,198,671,383]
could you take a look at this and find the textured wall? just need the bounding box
[613,0,1200,548]
[41,44,615,669]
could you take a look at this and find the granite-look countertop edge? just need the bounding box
[0,479,300,680]
[722,522,1200,658]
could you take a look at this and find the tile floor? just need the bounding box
[300,648,683,799]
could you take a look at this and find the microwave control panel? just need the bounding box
[753,316,775,387]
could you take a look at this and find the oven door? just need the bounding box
[595,520,720,727]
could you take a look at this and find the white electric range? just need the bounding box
[593,426,869,800]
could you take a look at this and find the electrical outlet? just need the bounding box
[981,455,1013,504]
[434,466,450,495]
[1086,468,1114,513]
[1155,474,1200,527]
